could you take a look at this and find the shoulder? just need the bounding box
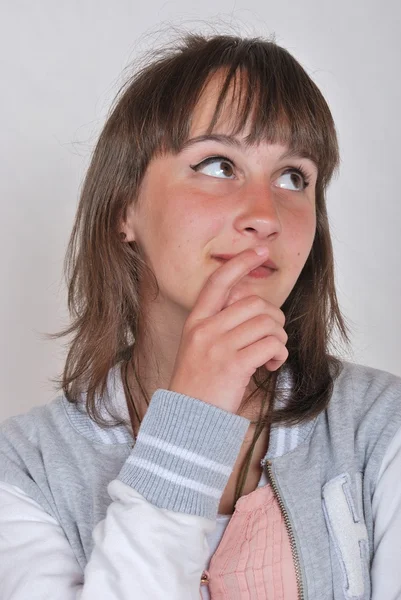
[333,358,401,392]
[0,396,68,450]
[326,360,401,468]
[0,397,70,516]
[330,359,401,419]
[0,396,75,479]
[0,394,98,490]
[0,397,60,446]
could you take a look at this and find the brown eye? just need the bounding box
[275,168,310,191]
[191,156,236,179]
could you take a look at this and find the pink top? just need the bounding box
[199,482,298,599]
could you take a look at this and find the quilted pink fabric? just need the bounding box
[200,484,298,599]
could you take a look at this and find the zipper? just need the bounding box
[261,457,305,600]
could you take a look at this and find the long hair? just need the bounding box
[48,32,352,501]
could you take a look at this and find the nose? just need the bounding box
[234,180,282,240]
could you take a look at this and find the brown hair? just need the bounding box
[48,31,352,503]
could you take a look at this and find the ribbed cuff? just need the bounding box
[118,389,250,520]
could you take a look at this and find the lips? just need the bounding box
[212,254,278,270]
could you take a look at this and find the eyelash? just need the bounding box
[190,155,311,189]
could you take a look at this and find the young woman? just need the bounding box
[0,32,400,600]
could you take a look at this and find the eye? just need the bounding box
[276,165,311,191]
[190,156,312,191]
[190,155,235,179]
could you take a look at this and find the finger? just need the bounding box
[190,248,270,322]
[217,295,286,333]
[238,336,289,371]
[223,313,288,347]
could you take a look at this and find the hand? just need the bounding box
[168,248,288,414]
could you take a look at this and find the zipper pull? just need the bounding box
[200,570,210,585]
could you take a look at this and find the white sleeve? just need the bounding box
[0,479,214,600]
[371,424,401,600]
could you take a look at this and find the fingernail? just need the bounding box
[254,247,269,256]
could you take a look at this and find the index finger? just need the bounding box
[190,247,270,321]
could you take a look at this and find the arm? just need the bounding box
[0,480,213,600]
[0,389,250,599]
[371,423,401,600]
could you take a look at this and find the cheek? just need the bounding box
[286,212,316,268]
[304,212,317,255]
[165,194,223,247]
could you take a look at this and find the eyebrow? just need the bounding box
[180,134,318,169]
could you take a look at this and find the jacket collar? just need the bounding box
[61,362,317,457]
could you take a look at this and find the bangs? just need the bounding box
[143,36,340,186]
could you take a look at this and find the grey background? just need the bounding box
[1,1,400,421]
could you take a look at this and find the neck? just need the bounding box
[124,346,268,426]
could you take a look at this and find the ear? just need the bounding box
[119,204,137,242]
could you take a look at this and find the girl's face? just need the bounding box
[122,73,318,322]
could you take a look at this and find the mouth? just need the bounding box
[212,256,277,279]
[212,254,278,271]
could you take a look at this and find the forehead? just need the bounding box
[187,70,294,152]
[186,71,317,168]
[189,70,252,138]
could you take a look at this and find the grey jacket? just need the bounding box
[0,359,400,599]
